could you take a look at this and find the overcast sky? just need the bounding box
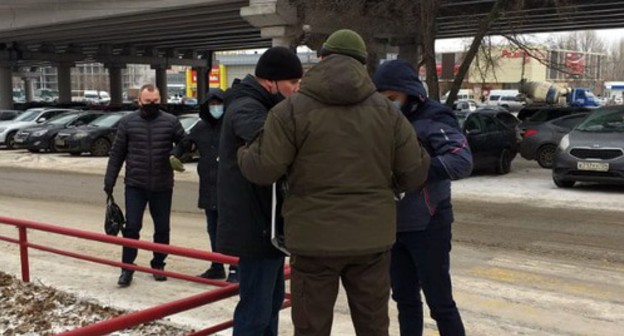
[435,28,624,52]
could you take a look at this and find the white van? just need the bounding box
[487,90,524,112]
[72,90,111,104]
[441,89,475,103]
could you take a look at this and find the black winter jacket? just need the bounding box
[173,117,222,209]
[216,74,284,258]
[105,110,185,192]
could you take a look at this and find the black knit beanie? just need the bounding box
[255,47,304,81]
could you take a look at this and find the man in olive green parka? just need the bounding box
[238,29,429,336]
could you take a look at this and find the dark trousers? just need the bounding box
[204,209,237,273]
[233,256,285,336]
[391,210,465,336]
[122,186,172,269]
[290,251,391,336]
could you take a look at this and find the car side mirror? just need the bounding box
[36,117,47,123]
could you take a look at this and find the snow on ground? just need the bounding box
[1,150,623,212]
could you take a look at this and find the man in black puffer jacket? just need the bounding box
[217,47,303,336]
[104,84,185,288]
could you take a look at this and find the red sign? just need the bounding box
[565,52,586,76]
[209,65,220,85]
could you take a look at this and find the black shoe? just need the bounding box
[152,266,167,282]
[197,267,226,279]
[226,269,239,284]
[118,269,134,287]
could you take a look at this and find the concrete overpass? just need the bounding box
[1,0,624,108]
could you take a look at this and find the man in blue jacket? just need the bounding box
[373,60,473,336]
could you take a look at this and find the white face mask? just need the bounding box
[209,105,224,119]
[392,100,403,110]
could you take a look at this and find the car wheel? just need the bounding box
[48,139,58,153]
[536,144,557,169]
[495,148,512,174]
[5,131,16,150]
[553,176,575,188]
[90,138,111,157]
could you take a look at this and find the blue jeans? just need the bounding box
[204,209,237,273]
[391,207,465,336]
[233,256,285,336]
[122,186,172,269]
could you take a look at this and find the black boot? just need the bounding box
[226,268,239,284]
[152,265,167,282]
[118,269,134,287]
[197,266,226,279]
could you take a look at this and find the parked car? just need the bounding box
[0,108,77,149]
[451,100,479,113]
[0,110,21,121]
[519,106,590,132]
[177,113,200,162]
[14,111,104,152]
[519,113,589,168]
[487,92,525,112]
[552,106,624,188]
[55,111,132,156]
[456,110,518,174]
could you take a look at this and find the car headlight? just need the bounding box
[558,134,570,151]
[73,132,89,139]
[33,129,48,137]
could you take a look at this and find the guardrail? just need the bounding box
[0,216,291,336]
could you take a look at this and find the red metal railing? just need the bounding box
[0,216,291,336]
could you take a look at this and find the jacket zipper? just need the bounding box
[147,118,153,190]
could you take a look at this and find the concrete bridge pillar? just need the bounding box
[56,62,73,104]
[105,64,125,106]
[0,65,12,109]
[241,0,301,48]
[152,65,169,104]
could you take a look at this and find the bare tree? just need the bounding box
[603,38,624,81]
[549,30,606,53]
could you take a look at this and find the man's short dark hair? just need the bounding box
[140,84,159,94]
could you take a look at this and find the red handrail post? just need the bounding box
[18,226,30,282]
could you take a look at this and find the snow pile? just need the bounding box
[0,272,190,335]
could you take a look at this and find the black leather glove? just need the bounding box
[104,185,113,196]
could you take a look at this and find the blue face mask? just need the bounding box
[392,100,403,110]
[209,105,224,119]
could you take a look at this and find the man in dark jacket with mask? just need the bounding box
[171,88,238,282]
[373,60,473,336]
[217,46,303,336]
[104,84,185,287]
[237,30,430,336]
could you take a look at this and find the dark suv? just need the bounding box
[55,111,132,156]
[15,111,104,152]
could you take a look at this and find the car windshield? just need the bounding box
[14,110,42,122]
[47,113,76,125]
[576,108,624,132]
[489,95,500,101]
[528,109,559,122]
[90,114,123,128]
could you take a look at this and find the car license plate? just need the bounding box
[55,139,65,146]
[577,161,609,172]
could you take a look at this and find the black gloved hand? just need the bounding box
[104,185,113,196]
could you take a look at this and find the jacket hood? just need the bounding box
[224,74,277,111]
[413,99,461,129]
[204,88,225,104]
[372,59,427,98]
[299,54,376,105]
